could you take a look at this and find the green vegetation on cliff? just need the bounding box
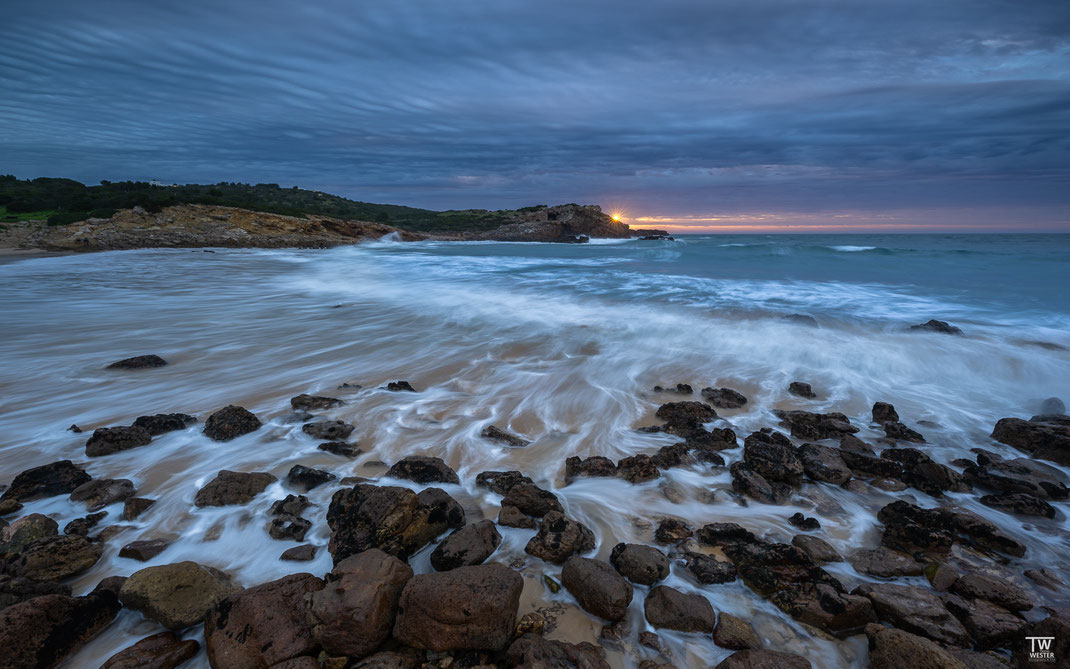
[0,175,548,232]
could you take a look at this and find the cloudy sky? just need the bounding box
[2,0,1068,230]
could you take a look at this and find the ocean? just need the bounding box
[1,233,1068,667]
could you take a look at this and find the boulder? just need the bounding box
[119,539,171,561]
[505,634,610,669]
[950,572,1032,612]
[476,470,533,494]
[883,421,926,443]
[730,462,791,504]
[0,575,70,610]
[991,416,1070,466]
[386,381,417,392]
[349,651,424,669]
[101,631,200,669]
[501,481,562,517]
[788,381,816,398]
[0,591,121,668]
[561,556,633,622]
[69,477,135,510]
[797,443,852,484]
[326,484,464,563]
[609,543,669,585]
[791,535,841,563]
[7,534,103,581]
[980,492,1055,518]
[270,494,311,517]
[774,410,858,441]
[286,464,336,491]
[564,456,617,481]
[308,548,412,657]
[107,354,168,368]
[964,456,1068,499]
[85,426,153,456]
[498,505,536,529]
[877,501,955,555]
[743,432,803,484]
[132,413,197,436]
[269,515,312,541]
[318,441,362,458]
[853,582,970,647]
[654,401,717,435]
[63,511,106,536]
[713,612,760,650]
[683,552,737,584]
[696,522,757,547]
[385,455,459,485]
[290,394,343,410]
[0,513,59,557]
[714,650,812,669]
[203,405,262,441]
[616,454,660,483]
[864,623,967,669]
[910,319,962,334]
[480,425,530,447]
[430,519,502,571]
[850,547,923,577]
[0,460,92,503]
[393,564,523,652]
[925,562,960,592]
[701,387,748,409]
[643,586,715,633]
[788,513,819,531]
[524,511,595,564]
[872,402,900,424]
[280,544,317,561]
[204,573,325,669]
[654,518,693,544]
[883,449,968,497]
[119,561,239,629]
[194,470,277,507]
[940,593,1026,649]
[123,497,156,520]
[301,420,354,441]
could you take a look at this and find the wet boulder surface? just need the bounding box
[203,405,262,441]
[0,590,121,668]
[560,556,633,621]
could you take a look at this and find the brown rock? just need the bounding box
[7,534,103,581]
[101,631,200,669]
[788,381,816,398]
[502,481,563,517]
[0,460,92,503]
[654,518,693,544]
[203,405,262,441]
[123,497,156,520]
[69,477,135,510]
[790,535,841,563]
[643,585,715,633]
[925,562,960,592]
[950,572,1032,612]
[475,470,532,494]
[194,470,277,507]
[430,519,502,571]
[280,544,317,561]
[872,402,900,424]
[393,563,523,651]
[119,539,171,562]
[85,426,153,457]
[560,556,633,622]
[864,623,967,669]
[108,354,167,369]
[683,552,737,584]
[609,542,669,585]
[481,425,530,447]
[301,420,354,441]
[714,649,812,668]
[132,413,197,436]
[714,612,760,650]
[0,591,121,669]
[385,455,459,485]
[505,634,610,669]
[0,513,59,557]
[940,593,1027,649]
[498,504,536,528]
[524,511,595,564]
[308,548,412,658]
[853,582,970,647]
[797,443,852,485]
[0,575,70,610]
[290,394,343,410]
[120,561,239,629]
[702,387,748,409]
[991,416,1070,466]
[850,547,924,577]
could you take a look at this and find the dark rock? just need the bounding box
[964,456,1068,499]
[882,448,968,496]
[638,630,660,649]
[308,548,413,657]
[714,650,812,669]
[788,381,816,398]
[654,401,717,435]
[502,481,562,517]
[70,477,135,510]
[286,464,336,491]
[317,441,362,457]
[85,425,152,456]
[204,572,325,669]
[950,572,1032,611]
[841,450,903,479]
[119,539,171,561]
[941,593,1026,649]
[864,623,966,669]
[430,519,502,571]
[654,518,692,544]
[701,387,748,409]
[853,582,970,646]
[744,432,804,484]
[269,514,312,541]
[774,410,858,441]
[132,413,197,436]
[696,522,757,547]
[910,319,962,335]
[788,513,820,531]
[616,454,660,483]
[980,492,1056,518]
[194,470,277,507]
[120,561,238,629]
[505,634,610,669]
[0,575,70,610]
[872,402,900,424]
[386,455,459,485]
[63,511,107,536]
[280,544,317,561]
[683,552,737,584]
[797,443,852,484]
[946,505,1027,557]
[67,424,82,433]
[564,456,617,481]
[498,504,536,528]
[0,513,59,557]
[290,393,343,410]
[282,411,314,424]
[991,416,1070,466]
[791,535,841,563]
[475,470,532,495]
[839,433,875,454]
[1024,568,1063,591]
[122,497,156,520]
[0,499,20,516]
[609,543,669,585]
[925,562,960,592]
[7,534,103,581]
[393,563,523,651]
[714,612,760,650]
[561,556,633,621]
[877,501,955,555]
[883,421,926,443]
[524,511,595,564]
[326,484,464,563]
[0,591,121,668]
[643,585,715,633]
[850,547,923,577]
[481,425,530,447]
[101,631,200,669]
[649,442,698,469]
[730,462,792,504]
[270,494,311,517]
[1014,611,1070,668]
[301,419,354,441]
[203,405,262,441]
[386,381,416,392]
[108,354,168,369]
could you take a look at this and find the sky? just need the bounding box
[1,0,1068,231]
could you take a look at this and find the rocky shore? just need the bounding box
[1,352,1067,669]
[0,203,665,252]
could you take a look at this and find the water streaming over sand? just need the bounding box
[1,234,1069,667]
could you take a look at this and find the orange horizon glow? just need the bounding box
[624,212,1069,233]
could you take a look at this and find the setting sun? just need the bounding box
[610,211,623,222]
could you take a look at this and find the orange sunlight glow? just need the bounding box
[610,211,623,222]
[623,210,1051,233]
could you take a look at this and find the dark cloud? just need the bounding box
[1,0,1068,228]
